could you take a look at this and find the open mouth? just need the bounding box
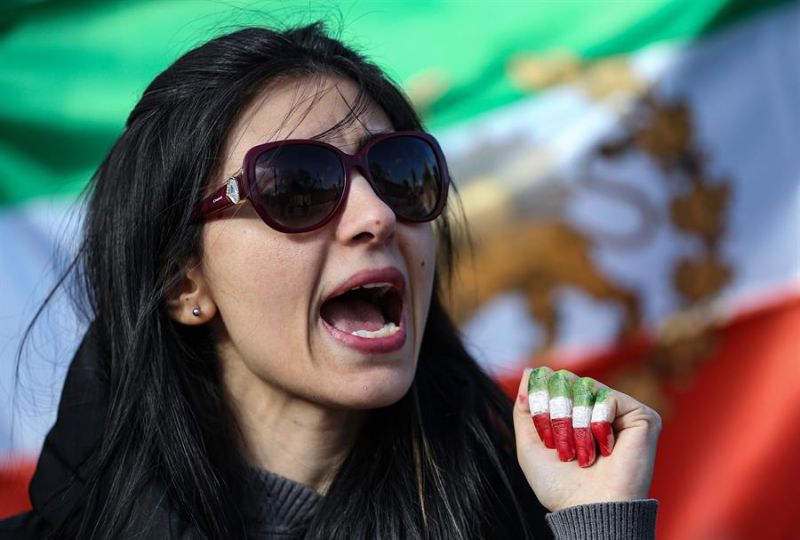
[320,282,403,339]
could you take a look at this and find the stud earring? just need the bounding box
[191,306,201,317]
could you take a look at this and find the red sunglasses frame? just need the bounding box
[192,130,450,233]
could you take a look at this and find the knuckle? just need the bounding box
[554,369,578,383]
[644,407,663,432]
[652,410,663,432]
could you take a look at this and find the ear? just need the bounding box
[166,262,218,325]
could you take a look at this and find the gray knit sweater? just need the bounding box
[241,466,658,539]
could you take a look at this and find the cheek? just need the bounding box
[201,224,320,344]
[406,226,437,330]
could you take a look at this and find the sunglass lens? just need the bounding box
[368,137,442,221]
[254,146,344,231]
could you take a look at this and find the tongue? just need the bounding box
[321,296,387,333]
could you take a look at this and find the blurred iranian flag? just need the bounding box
[2,1,798,537]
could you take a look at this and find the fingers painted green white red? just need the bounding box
[527,367,555,448]
[591,386,616,458]
[572,377,597,467]
[525,369,617,467]
[548,371,577,462]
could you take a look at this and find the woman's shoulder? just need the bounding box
[0,511,44,540]
[3,326,199,539]
[0,495,200,540]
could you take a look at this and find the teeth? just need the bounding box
[351,282,393,295]
[351,322,399,338]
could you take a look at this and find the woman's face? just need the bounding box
[198,76,436,410]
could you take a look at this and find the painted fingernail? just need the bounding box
[591,388,615,456]
[549,371,576,462]
[528,367,555,448]
[573,378,596,467]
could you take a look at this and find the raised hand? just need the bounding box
[514,367,661,512]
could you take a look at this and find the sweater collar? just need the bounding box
[237,462,323,536]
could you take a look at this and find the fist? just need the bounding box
[514,367,661,512]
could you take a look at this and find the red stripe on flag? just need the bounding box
[0,458,35,519]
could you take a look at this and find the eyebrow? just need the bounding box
[355,130,393,148]
[310,129,393,152]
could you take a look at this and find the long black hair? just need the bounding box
[39,23,543,539]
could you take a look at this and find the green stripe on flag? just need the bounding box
[0,0,792,207]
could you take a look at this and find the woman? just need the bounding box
[0,23,660,539]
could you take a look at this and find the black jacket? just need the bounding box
[0,327,195,539]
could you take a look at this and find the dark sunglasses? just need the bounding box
[192,131,449,233]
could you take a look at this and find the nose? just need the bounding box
[335,171,396,245]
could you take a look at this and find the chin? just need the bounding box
[332,367,416,410]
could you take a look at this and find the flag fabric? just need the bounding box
[1,1,797,537]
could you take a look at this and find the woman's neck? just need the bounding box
[223,369,364,494]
